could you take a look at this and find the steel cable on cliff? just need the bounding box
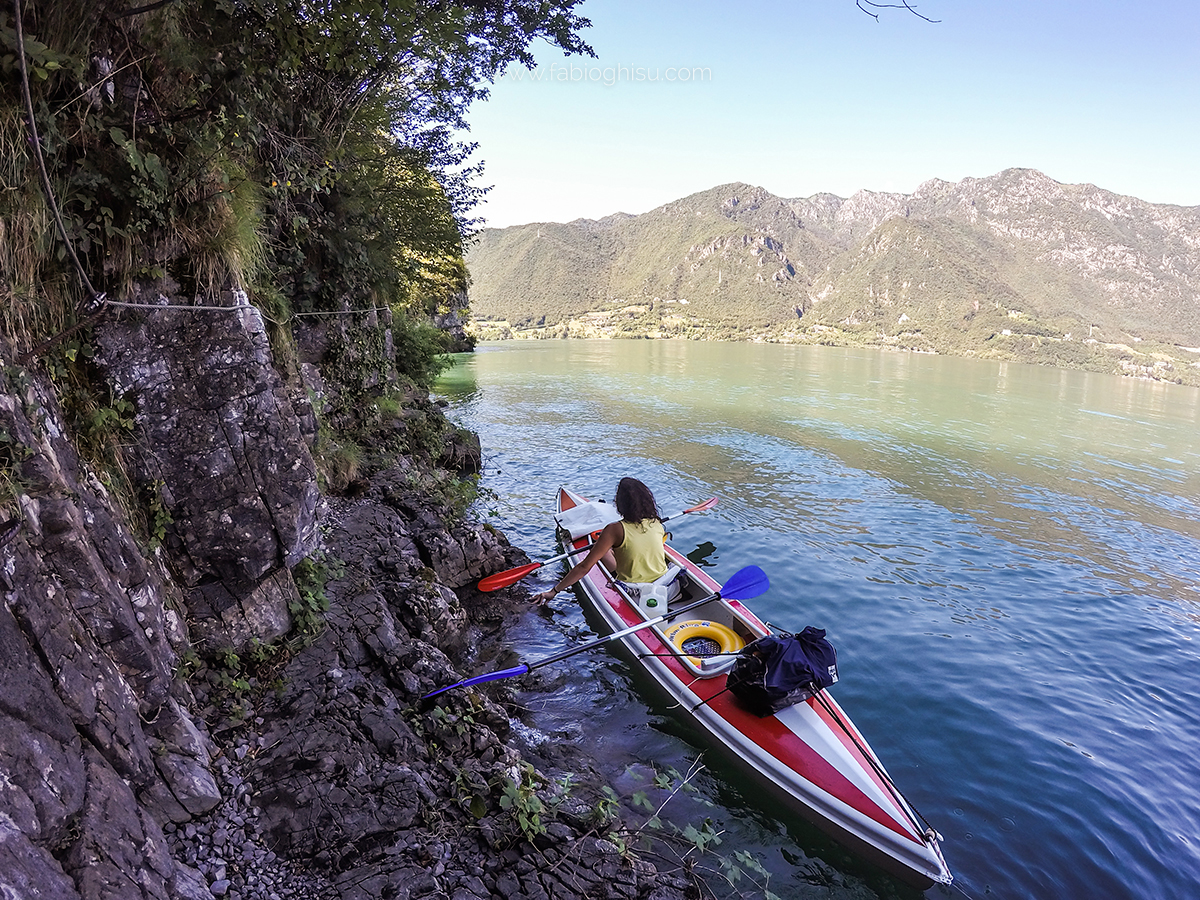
[13,0,104,308]
[98,301,400,335]
[12,0,109,365]
[11,3,411,362]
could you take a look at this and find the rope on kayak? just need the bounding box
[688,683,733,712]
[812,688,941,844]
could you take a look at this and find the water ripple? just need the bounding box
[440,342,1200,899]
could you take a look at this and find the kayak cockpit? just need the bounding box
[604,561,766,678]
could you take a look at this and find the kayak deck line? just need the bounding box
[553,486,952,889]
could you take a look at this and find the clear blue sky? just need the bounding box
[462,0,1200,227]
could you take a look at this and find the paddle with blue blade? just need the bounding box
[476,496,718,592]
[423,564,768,700]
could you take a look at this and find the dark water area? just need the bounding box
[435,340,1200,900]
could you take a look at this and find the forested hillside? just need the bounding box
[467,171,1200,384]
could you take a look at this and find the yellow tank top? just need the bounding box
[613,519,667,583]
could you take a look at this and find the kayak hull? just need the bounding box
[554,487,952,890]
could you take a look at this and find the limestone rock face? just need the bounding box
[437,423,483,475]
[95,281,321,649]
[1,342,220,900]
[1,282,693,900]
[433,289,476,352]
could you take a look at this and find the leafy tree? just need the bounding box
[1,0,591,352]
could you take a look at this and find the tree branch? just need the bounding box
[113,0,181,19]
[856,0,940,24]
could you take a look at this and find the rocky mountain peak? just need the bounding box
[467,168,1200,380]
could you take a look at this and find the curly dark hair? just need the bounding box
[614,477,660,523]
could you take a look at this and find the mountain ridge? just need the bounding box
[466,169,1200,384]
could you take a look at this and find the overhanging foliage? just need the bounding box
[1,0,591,356]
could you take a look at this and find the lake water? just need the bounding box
[435,340,1200,900]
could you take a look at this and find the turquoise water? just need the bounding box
[436,340,1200,899]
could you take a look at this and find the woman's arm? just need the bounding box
[532,521,624,602]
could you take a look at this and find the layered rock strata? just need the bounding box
[0,286,691,900]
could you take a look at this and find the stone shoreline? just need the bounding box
[0,316,700,900]
[164,738,338,900]
[164,476,699,900]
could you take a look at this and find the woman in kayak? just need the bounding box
[533,477,668,602]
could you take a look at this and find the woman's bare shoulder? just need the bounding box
[602,519,626,544]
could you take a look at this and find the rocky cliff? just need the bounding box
[0,284,691,900]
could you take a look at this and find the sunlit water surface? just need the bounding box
[435,340,1200,900]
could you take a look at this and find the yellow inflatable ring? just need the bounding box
[665,620,745,664]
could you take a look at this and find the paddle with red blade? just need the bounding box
[423,564,767,700]
[476,496,718,592]
[476,545,590,593]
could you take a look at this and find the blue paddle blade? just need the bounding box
[424,564,768,700]
[422,663,531,699]
[719,565,769,600]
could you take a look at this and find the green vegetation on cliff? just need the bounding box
[1,0,593,526]
[1,0,590,382]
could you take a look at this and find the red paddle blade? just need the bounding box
[478,562,543,592]
[683,496,719,514]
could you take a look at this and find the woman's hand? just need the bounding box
[532,523,622,604]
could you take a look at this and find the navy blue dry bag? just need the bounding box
[728,626,839,717]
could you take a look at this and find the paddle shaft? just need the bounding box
[528,542,589,571]
[423,564,768,699]
[525,561,766,671]
[526,589,727,672]
[477,496,717,591]
[424,591,728,700]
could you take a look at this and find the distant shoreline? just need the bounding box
[469,318,1200,387]
[465,172,1200,389]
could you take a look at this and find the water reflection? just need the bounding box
[437,340,1200,900]
[685,540,720,568]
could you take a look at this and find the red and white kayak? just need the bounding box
[554,487,953,890]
